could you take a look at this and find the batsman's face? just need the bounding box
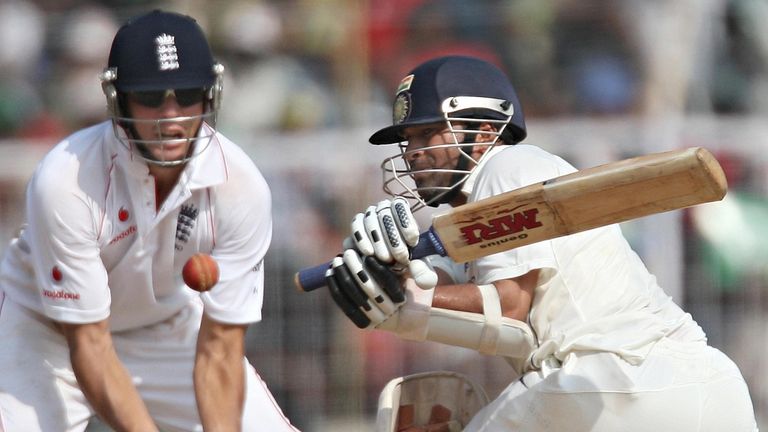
[126,91,205,163]
[401,122,467,202]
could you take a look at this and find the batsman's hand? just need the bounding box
[351,198,420,268]
[325,199,438,328]
[326,250,403,328]
[349,198,437,289]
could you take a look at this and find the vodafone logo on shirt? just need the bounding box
[109,225,137,246]
[118,207,130,221]
[108,206,137,246]
[45,266,80,300]
[43,289,80,300]
[51,265,63,282]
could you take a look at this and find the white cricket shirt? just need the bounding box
[462,144,706,366]
[0,121,272,331]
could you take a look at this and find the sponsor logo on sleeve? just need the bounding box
[43,289,80,300]
[46,266,80,300]
[51,265,63,282]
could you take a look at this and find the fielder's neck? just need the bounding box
[149,164,185,210]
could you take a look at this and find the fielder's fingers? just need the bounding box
[343,250,397,317]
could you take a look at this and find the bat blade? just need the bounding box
[295,147,726,292]
[435,146,726,261]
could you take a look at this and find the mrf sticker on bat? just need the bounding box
[455,205,544,249]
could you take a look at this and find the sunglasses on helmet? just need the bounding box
[129,88,206,108]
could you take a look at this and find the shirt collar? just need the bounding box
[460,145,507,197]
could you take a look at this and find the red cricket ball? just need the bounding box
[182,253,220,292]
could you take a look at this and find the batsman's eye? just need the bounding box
[130,89,205,108]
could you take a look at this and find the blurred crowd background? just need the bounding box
[1,0,768,430]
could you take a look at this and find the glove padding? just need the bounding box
[351,198,420,267]
[327,198,437,329]
[326,250,404,329]
[352,199,432,289]
[326,252,440,328]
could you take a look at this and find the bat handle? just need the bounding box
[294,227,446,292]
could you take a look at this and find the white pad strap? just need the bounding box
[477,284,502,355]
[377,280,535,359]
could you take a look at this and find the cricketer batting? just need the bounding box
[324,55,758,432]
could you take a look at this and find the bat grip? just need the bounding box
[295,227,445,292]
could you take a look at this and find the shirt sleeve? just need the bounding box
[200,153,273,325]
[25,147,111,323]
[468,146,576,284]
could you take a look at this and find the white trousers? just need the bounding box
[0,294,299,432]
[465,338,758,432]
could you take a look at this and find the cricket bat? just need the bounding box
[295,147,727,292]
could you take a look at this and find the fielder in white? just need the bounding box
[324,55,758,431]
[0,10,298,432]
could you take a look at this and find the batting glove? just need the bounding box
[351,198,420,267]
[326,250,404,328]
[352,198,438,290]
[326,198,438,328]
